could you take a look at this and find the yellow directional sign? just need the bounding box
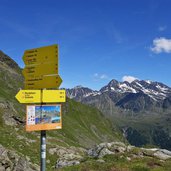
[22,62,58,78]
[15,90,66,103]
[15,90,41,103]
[43,90,66,103]
[24,75,62,89]
[23,45,58,65]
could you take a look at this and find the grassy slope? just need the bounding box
[0,57,123,170]
[110,109,171,149]
[0,98,123,170]
[58,154,171,171]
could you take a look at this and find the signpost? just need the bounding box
[15,44,65,171]
[15,90,66,103]
[42,90,65,103]
[23,45,58,65]
[22,62,58,78]
[15,90,41,103]
[24,75,62,89]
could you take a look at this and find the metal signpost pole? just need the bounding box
[40,89,46,171]
[40,130,46,171]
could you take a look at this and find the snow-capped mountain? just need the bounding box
[66,85,101,101]
[66,79,171,113]
[100,79,171,101]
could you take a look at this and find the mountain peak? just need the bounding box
[108,79,119,85]
[145,80,152,84]
[73,85,83,89]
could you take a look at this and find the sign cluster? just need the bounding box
[22,45,62,89]
[15,45,66,131]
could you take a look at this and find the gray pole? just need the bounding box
[40,130,46,171]
[40,89,46,171]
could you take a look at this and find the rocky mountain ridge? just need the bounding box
[67,79,171,112]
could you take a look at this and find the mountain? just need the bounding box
[0,51,123,170]
[67,79,171,113]
[66,79,171,150]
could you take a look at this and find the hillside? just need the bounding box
[0,51,123,170]
[67,80,171,150]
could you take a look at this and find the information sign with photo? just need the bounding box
[26,104,62,131]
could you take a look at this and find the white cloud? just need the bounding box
[122,76,138,83]
[151,37,171,53]
[93,73,109,80]
[100,74,108,79]
[158,26,167,32]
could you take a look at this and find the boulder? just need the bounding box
[56,159,80,168]
[154,149,171,160]
[0,144,39,171]
[49,145,85,169]
[87,142,127,158]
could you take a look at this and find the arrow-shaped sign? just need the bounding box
[23,45,58,65]
[15,90,41,103]
[24,75,62,89]
[22,62,58,79]
[15,90,66,103]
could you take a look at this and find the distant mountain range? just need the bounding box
[66,79,171,113]
[66,79,171,150]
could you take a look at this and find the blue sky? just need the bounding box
[0,0,171,90]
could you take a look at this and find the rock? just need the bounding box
[97,159,105,163]
[56,159,80,168]
[0,102,9,109]
[98,147,114,158]
[154,150,171,160]
[6,168,11,171]
[50,145,85,169]
[140,148,171,160]
[160,149,171,156]
[126,157,131,161]
[15,158,28,171]
[0,144,39,171]
[87,142,126,158]
[87,146,101,158]
[49,146,86,156]
[0,164,5,171]
[127,145,135,152]
[52,141,171,169]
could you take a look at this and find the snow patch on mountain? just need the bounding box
[145,80,152,84]
[156,85,169,92]
[110,87,115,91]
[119,83,137,93]
[83,91,101,97]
